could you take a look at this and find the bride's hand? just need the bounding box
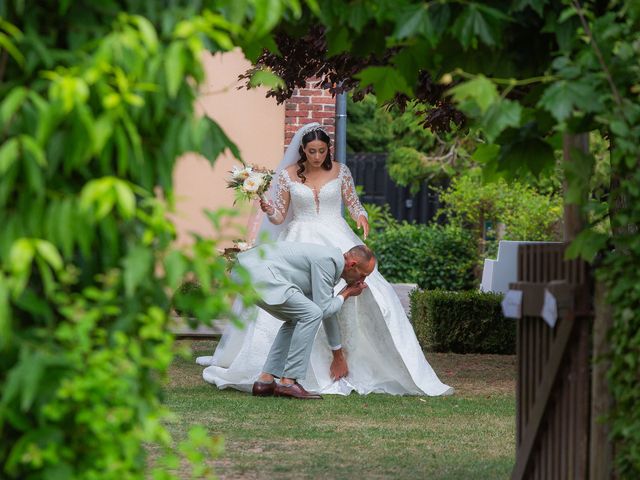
[259,199,275,216]
[357,215,370,240]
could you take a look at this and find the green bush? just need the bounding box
[438,169,563,258]
[366,223,478,290]
[409,290,514,354]
[0,3,279,479]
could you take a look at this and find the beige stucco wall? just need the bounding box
[172,50,284,247]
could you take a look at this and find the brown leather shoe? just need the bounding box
[274,382,322,400]
[252,381,276,397]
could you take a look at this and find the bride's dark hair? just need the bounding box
[297,128,332,183]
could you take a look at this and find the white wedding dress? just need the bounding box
[197,161,453,396]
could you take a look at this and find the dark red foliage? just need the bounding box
[238,26,465,133]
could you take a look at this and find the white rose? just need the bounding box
[242,175,261,193]
[232,166,252,181]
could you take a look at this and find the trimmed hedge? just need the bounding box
[410,289,514,354]
[367,223,478,290]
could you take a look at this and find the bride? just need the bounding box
[197,122,453,396]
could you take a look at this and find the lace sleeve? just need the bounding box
[340,164,367,221]
[269,170,290,224]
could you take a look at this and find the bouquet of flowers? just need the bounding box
[226,163,274,204]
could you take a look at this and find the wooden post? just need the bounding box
[562,133,588,241]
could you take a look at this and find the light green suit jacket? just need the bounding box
[236,242,345,347]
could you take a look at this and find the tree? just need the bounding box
[0,1,304,478]
[244,1,640,475]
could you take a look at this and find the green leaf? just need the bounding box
[93,115,114,154]
[202,118,241,161]
[248,0,284,39]
[0,86,28,127]
[103,93,121,109]
[57,198,74,258]
[481,99,522,142]
[80,177,118,220]
[326,27,352,57]
[565,228,608,262]
[113,180,136,219]
[20,135,46,167]
[122,245,153,297]
[0,18,24,39]
[355,66,413,104]
[451,4,498,49]
[165,41,186,98]
[345,2,367,32]
[537,80,599,122]
[35,240,63,271]
[0,32,25,67]
[24,153,45,193]
[449,75,498,114]
[8,238,35,274]
[558,6,578,23]
[19,351,45,411]
[34,100,63,145]
[164,251,188,290]
[498,136,555,177]
[393,4,434,42]
[0,273,11,350]
[248,69,285,90]
[511,0,547,16]
[392,42,429,83]
[207,30,234,51]
[131,15,158,52]
[471,143,500,164]
[0,138,20,175]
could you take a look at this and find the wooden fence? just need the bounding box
[509,243,592,480]
[346,152,444,224]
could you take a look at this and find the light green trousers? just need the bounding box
[259,291,324,380]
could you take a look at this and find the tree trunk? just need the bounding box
[563,133,614,478]
[562,133,588,241]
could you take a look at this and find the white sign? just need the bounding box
[541,289,558,328]
[501,290,523,319]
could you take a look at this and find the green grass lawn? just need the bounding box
[163,340,516,480]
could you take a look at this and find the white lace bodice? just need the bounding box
[272,163,367,223]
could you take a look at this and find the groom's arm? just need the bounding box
[322,314,342,350]
[310,261,345,320]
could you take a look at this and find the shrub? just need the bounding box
[409,290,514,354]
[366,223,478,290]
[438,169,563,257]
[0,4,272,479]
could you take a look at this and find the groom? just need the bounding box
[234,241,375,399]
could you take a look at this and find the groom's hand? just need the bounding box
[345,281,367,298]
[330,348,349,381]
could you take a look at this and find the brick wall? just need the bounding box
[284,79,335,148]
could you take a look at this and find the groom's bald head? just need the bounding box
[346,245,375,265]
[343,245,376,284]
